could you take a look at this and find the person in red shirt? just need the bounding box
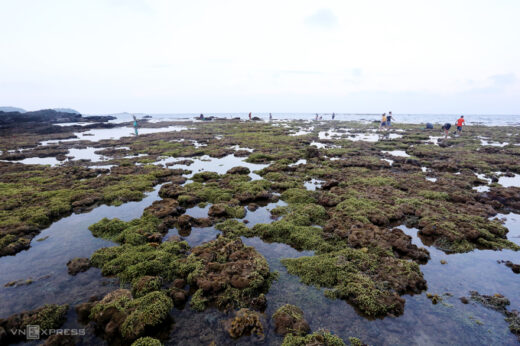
[456,116,465,134]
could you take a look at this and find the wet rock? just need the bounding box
[208,203,246,219]
[66,257,91,275]
[282,247,426,317]
[247,203,259,211]
[208,204,226,217]
[75,301,96,322]
[321,179,339,190]
[88,289,173,341]
[71,195,102,209]
[131,276,162,298]
[172,278,186,289]
[194,217,214,228]
[470,291,520,339]
[226,166,250,175]
[131,337,162,346]
[426,293,441,304]
[42,334,76,346]
[234,150,251,157]
[281,329,346,346]
[188,237,272,311]
[305,146,320,159]
[177,214,193,231]
[145,198,185,218]
[159,183,186,199]
[499,260,520,274]
[169,287,188,306]
[224,308,264,339]
[273,304,310,336]
[0,304,68,344]
[459,297,469,304]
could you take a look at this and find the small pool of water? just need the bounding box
[40,125,189,145]
[155,154,268,181]
[382,150,411,158]
[498,174,520,188]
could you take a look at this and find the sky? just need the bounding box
[0,0,519,114]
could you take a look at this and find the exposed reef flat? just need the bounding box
[1,119,520,344]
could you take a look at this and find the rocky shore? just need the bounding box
[1,118,519,344]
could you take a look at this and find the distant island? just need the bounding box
[0,107,80,114]
[0,106,26,113]
[0,109,116,134]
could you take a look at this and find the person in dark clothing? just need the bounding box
[132,115,138,136]
[441,123,451,138]
[387,112,395,127]
[332,112,335,120]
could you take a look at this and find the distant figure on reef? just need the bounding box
[133,115,138,136]
[249,112,252,120]
[199,113,204,120]
[425,123,434,129]
[387,112,394,127]
[319,115,323,120]
[456,115,465,135]
[315,113,319,121]
[379,113,387,130]
[269,113,272,121]
[332,112,335,120]
[441,123,451,138]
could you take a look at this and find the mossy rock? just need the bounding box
[282,329,346,346]
[89,290,173,340]
[131,337,163,346]
[282,248,426,317]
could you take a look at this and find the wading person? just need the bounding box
[441,123,451,138]
[269,113,272,121]
[379,113,387,130]
[332,112,335,120]
[387,112,394,127]
[133,115,138,136]
[456,115,465,135]
[249,112,252,120]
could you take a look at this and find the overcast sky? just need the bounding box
[1,0,519,114]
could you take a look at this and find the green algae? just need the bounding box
[281,188,316,204]
[90,290,173,340]
[282,329,346,346]
[0,164,173,256]
[28,304,68,330]
[186,237,273,311]
[131,337,163,346]
[282,247,426,317]
[89,214,162,245]
[90,240,191,284]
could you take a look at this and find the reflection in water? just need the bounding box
[0,185,163,317]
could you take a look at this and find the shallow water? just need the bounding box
[0,185,163,317]
[155,154,268,181]
[40,125,188,145]
[382,150,411,158]
[499,174,520,188]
